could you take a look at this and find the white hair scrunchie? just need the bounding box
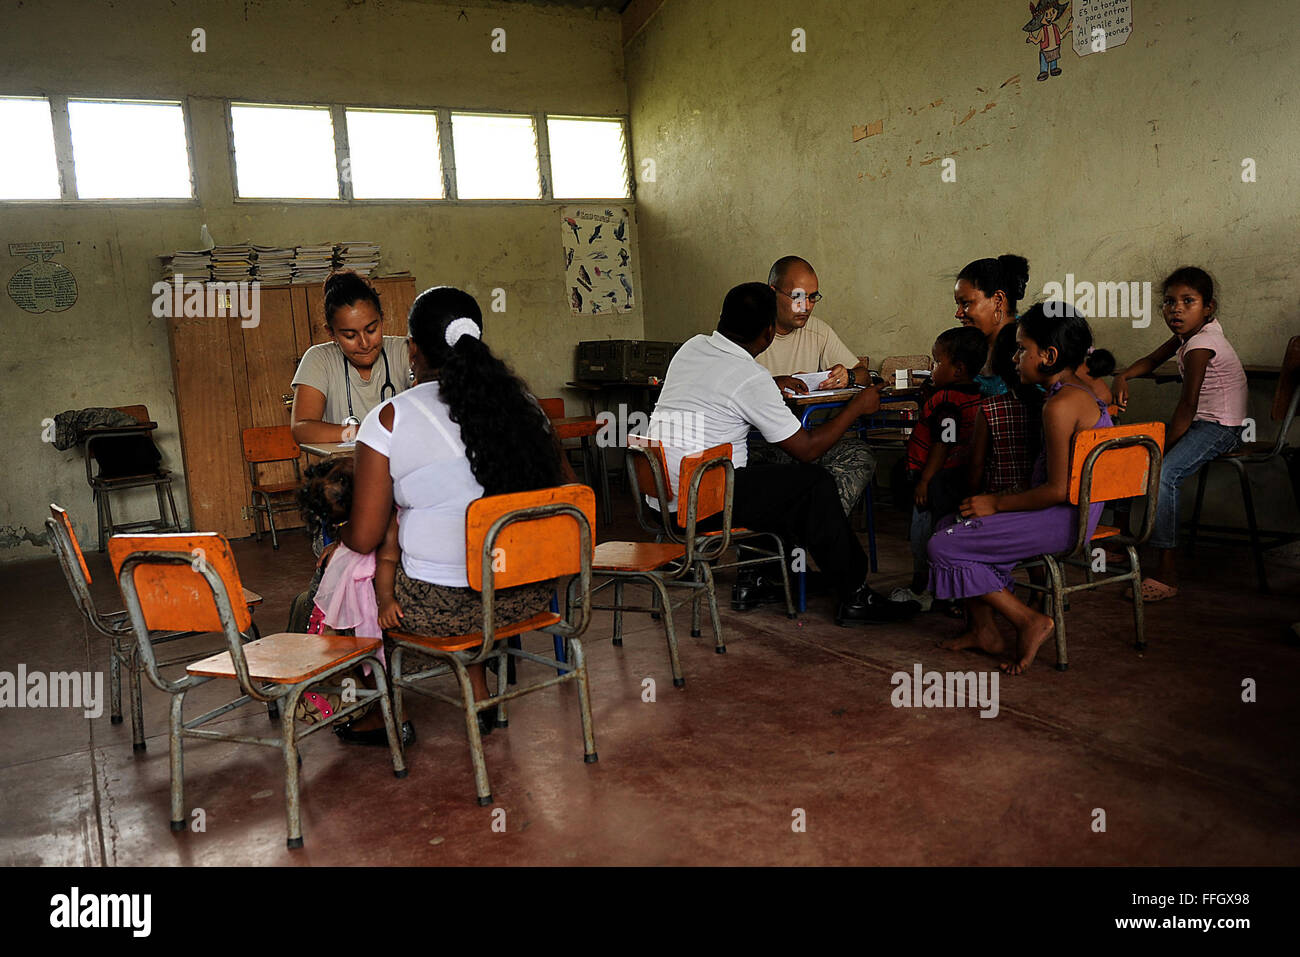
[444,316,482,348]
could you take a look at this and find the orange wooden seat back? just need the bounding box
[50,504,93,585]
[1271,334,1300,422]
[108,532,252,634]
[465,484,595,592]
[675,443,731,528]
[1068,423,1165,506]
[538,397,566,419]
[115,404,150,424]
[627,434,670,502]
[241,425,300,464]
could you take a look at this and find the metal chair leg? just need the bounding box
[101,491,116,552]
[690,565,704,638]
[109,637,124,725]
[1188,465,1210,552]
[700,562,725,655]
[612,579,624,646]
[265,493,280,550]
[1233,461,1269,593]
[452,657,492,805]
[280,687,305,848]
[367,661,407,778]
[1046,555,1068,671]
[129,645,147,752]
[164,480,181,531]
[1128,545,1147,651]
[251,495,263,543]
[391,646,407,726]
[570,638,598,763]
[168,690,187,831]
[770,536,797,619]
[647,576,685,686]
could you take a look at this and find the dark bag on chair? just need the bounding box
[92,436,163,479]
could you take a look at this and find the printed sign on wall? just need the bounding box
[7,242,78,313]
[561,206,634,316]
[1072,0,1133,57]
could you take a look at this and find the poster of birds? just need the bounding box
[561,206,634,316]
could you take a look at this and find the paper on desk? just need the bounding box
[782,371,863,398]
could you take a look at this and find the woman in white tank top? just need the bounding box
[344,286,570,736]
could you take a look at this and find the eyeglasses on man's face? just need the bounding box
[776,288,823,306]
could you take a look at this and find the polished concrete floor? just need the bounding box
[3,493,1298,866]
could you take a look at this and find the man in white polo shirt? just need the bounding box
[749,255,877,517]
[648,282,917,625]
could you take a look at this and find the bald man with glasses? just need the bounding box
[750,255,877,516]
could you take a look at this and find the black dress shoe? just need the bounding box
[476,705,501,737]
[836,585,920,625]
[335,719,416,747]
[731,574,787,611]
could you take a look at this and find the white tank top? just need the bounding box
[356,381,485,587]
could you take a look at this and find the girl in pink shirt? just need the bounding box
[1112,267,1247,600]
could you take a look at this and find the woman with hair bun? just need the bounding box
[342,286,571,736]
[291,270,411,445]
[953,254,1031,395]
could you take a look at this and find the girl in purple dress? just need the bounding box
[928,303,1112,675]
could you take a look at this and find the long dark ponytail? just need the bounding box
[408,286,563,496]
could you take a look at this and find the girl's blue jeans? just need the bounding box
[1150,419,1243,549]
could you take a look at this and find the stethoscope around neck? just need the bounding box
[340,346,397,428]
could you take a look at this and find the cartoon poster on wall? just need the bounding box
[1023,1,1073,81]
[1070,0,1132,57]
[561,206,633,316]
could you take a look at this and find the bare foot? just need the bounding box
[1001,613,1055,675]
[939,621,1009,655]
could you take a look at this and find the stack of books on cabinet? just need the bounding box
[334,241,381,276]
[159,250,212,281]
[252,245,294,283]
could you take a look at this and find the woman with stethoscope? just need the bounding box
[291,271,412,445]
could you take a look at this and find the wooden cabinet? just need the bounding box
[166,276,417,538]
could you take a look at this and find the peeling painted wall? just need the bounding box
[0,0,640,562]
[626,0,1299,530]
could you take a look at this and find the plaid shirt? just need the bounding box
[980,393,1039,493]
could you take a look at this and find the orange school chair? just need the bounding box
[46,504,269,750]
[386,484,596,806]
[587,441,734,685]
[110,532,405,849]
[241,426,304,549]
[1013,423,1165,670]
[84,404,182,551]
[1187,335,1300,593]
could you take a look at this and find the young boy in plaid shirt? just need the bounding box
[891,327,988,609]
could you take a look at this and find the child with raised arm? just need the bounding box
[890,327,987,609]
[928,303,1112,675]
[1111,267,1247,601]
[297,458,408,743]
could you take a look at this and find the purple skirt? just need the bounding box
[927,502,1104,599]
